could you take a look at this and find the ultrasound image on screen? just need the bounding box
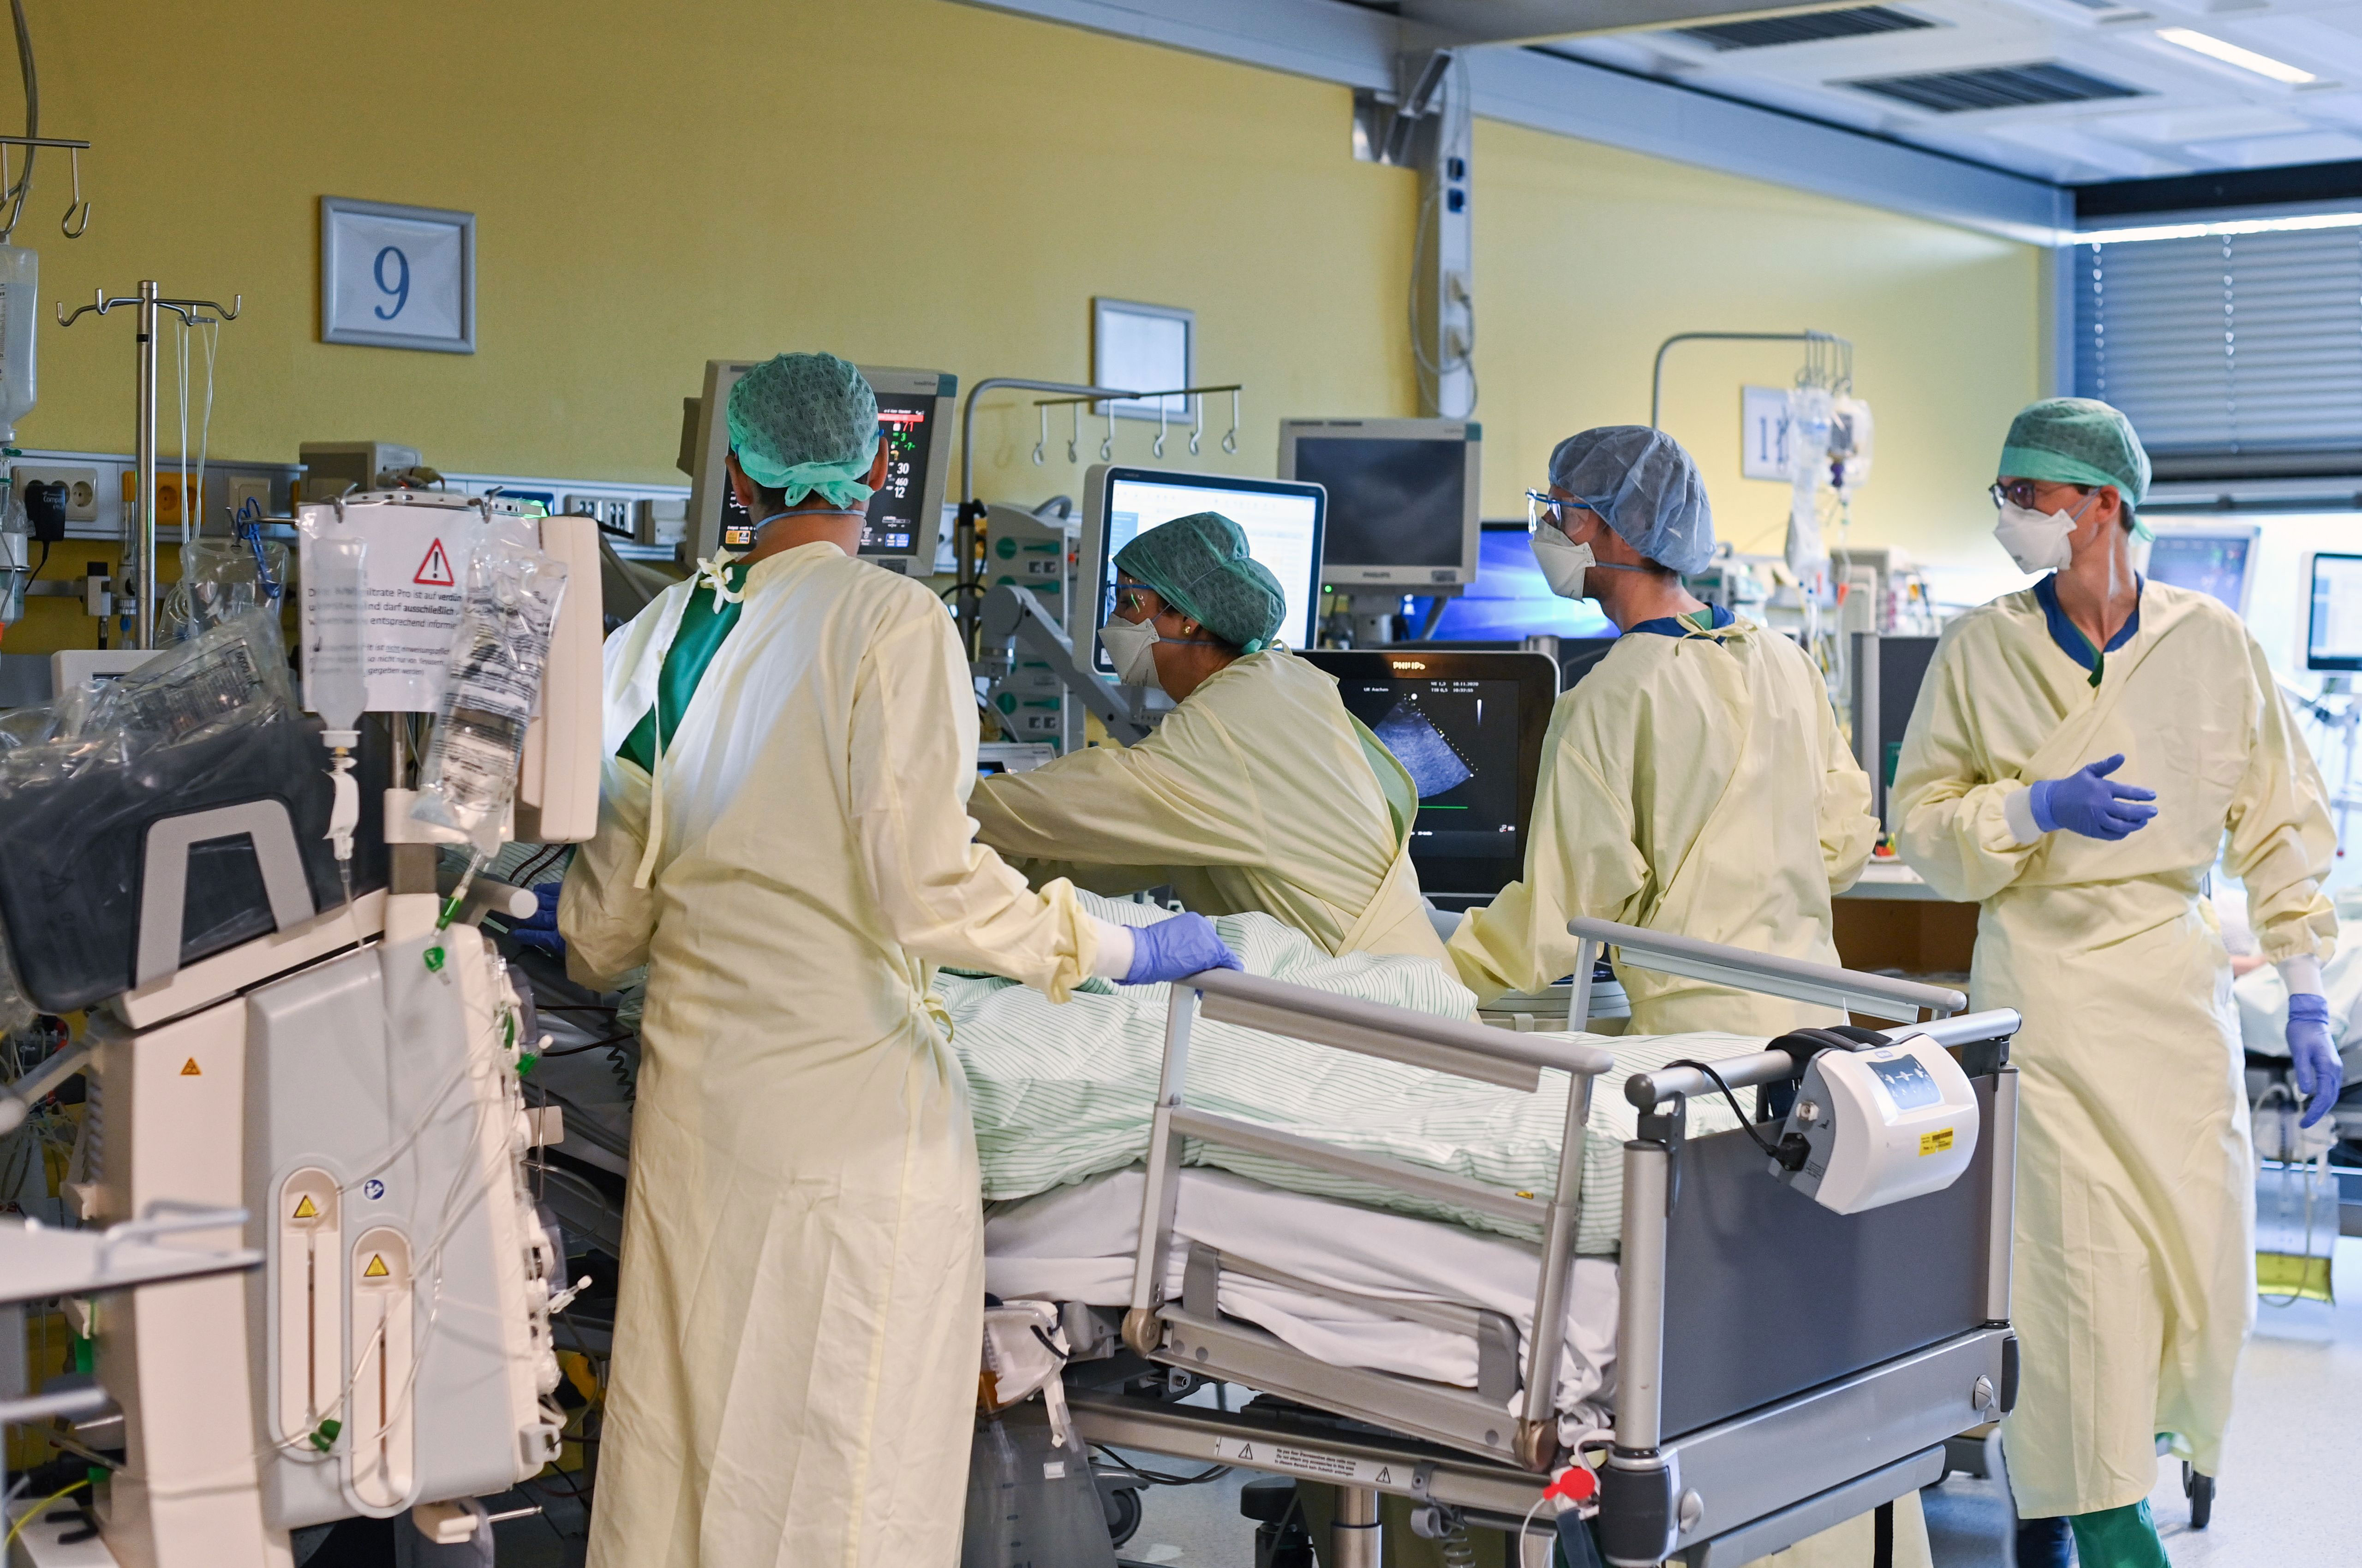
[1294,437,1465,569]
[1336,677,1521,862]
[1374,699,1475,798]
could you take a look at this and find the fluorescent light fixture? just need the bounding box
[2075,210,2362,245]
[2154,27,2316,84]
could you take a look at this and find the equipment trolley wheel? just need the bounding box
[2183,1463,2214,1530]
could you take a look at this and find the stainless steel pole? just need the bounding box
[1333,1485,1381,1568]
[132,279,158,648]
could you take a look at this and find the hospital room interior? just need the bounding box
[10,0,2362,1565]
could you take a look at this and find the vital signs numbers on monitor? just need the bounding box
[2144,522,2258,618]
[683,359,957,570]
[1076,465,1325,681]
[1279,418,1481,591]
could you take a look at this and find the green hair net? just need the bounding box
[1114,511,1288,653]
[1997,397,2153,539]
[725,352,881,510]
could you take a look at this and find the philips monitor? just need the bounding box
[1420,523,1617,641]
[684,359,957,571]
[2308,552,2362,672]
[2145,522,2259,618]
[1279,417,1481,591]
[1299,649,1558,907]
[1074,464,1325,682]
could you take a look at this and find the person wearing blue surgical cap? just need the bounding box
[1448,423,1894,1562]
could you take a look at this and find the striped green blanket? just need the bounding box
[940,897,1757,1254]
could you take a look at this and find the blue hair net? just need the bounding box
[1548,426,1716,575]
[725,352,881,509]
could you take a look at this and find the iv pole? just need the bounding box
[57,281,241,649]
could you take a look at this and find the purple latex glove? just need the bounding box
[2029,754,2158,841]
[1123,913,1242,985]
[510,883,565,958]
[2288,992,2343,1129]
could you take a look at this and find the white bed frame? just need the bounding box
[1064,917,2022,1568]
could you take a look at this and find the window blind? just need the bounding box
[2074,229,2362,481]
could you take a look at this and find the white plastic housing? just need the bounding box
[1776,1035,1979,1215]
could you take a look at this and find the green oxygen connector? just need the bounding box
[307,1418,343,1453]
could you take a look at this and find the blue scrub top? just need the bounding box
[2035,573,2141,687]
[1625,602,1737,639]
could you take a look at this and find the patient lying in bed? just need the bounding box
[942,895,1765,1431]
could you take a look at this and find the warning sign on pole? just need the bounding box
[413,538,455,587]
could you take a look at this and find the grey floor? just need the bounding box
[1107,1235,2362,1568]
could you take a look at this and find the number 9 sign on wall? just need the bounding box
[320,196,475,353]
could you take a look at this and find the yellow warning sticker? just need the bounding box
[1919,1128,1955,1156]
[292,1195,319,1219]
[362,1254,389,1279]
[179,1058,202,1077]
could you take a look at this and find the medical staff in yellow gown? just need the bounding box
[564,353,1230,1568]
[1446,428,1910,1568]
[1892,398,2335,1568]
[970,511,1447,964]
[1447,427,1880,1036]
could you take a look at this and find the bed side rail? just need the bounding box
[1127,967,1615,1471]
[1566,917,1967,1028]
[1621,1009,2024,1113]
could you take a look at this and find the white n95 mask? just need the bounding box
[1991,493,2094,575]
[1098,616,1164,688]
[1530,525,1597,600]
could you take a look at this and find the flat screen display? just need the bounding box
[2309,552,2362,671]
[1294,436,1466,569]
[1422,524,1617,640]
[715,391,940,557]
[1093,472,1323,674]
[1302,649,1558,901]
[2146,533,2250,615]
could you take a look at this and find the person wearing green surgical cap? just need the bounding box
[1891,395,2337,1568]
[969,510,1452,963]
[571,353,1231,1568]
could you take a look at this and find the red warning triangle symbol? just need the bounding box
[413,538,455,587]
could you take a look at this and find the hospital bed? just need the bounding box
[1033,918,2021,1568]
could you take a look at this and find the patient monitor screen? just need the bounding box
[1293,436,1466,570]
[714,390,941,557]
[2310,552,2362,671]
[1093,473,1323,674]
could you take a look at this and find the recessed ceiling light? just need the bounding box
[2155,27,2316,84]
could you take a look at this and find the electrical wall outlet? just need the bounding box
[11,463,100,521]
[225,474,273,524]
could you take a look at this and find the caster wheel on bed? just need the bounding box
[2183,1463,2214,1531]
[1100,1482,1143,1548]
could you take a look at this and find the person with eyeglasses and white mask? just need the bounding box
[1446,426,1881,1035]
[1890,397,2338,1568]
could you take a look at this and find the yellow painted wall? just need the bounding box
[1477,121,2040,571]
[8,0,2035,646]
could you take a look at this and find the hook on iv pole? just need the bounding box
[1031,403,1047,467]
[1154,398,1168,461]
[1068,404,1081,465]
[60,146,88,239]
[1222,389,1239,455]
[1101,405,1116,463]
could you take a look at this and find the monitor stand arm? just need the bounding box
[980,584,1154,746]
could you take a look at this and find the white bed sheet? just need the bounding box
[985,1165,1618,1434]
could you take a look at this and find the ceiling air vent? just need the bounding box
[1677,6,1933,51]
[1841,61,2143,112]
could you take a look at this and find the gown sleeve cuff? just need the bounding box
[2278,954,2325,999]
[1088,917,1136,981]
[2001,785,2045,847]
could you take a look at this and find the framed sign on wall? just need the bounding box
[320,197,475,353]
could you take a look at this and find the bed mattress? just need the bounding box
[985,1163,1620,1432]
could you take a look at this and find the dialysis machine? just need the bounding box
[0,492,601,1566]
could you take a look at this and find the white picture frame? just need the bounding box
[321,197,476,354]
[1093,297,1193,420]
[1740,385,1792,480]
